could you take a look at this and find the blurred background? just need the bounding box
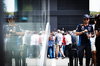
[0,0,100,66]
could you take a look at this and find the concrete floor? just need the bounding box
[11,57,91,66]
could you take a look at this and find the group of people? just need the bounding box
[48,14,100,66]
[4,14,100,66]
[4,15,45,66]
[76,14,100,66]
[48,30,77,58]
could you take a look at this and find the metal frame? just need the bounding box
[0,0,5,66]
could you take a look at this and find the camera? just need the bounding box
[89,18,95,24]
[98,28,100,32]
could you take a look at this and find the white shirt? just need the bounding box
[90,24,96,43]
[55,33,63,45]
[40,34,45,43]
[23,33,31,45]
[30,34,40,45]
[65,34,72,45]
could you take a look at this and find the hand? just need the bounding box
[87,34,91,38]
[6,34,11,37]
[9,30,13,32]
[10,30,16,33]
[82,29,88,33]
[91,34,95,37]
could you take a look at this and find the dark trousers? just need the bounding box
[30,45,40,58]
[63,45,65,55]
[48,46,55,58]
[78,45,91,66]
[6,45,20,66]
[95,38,100,66]
[65,45,70,57]
[22,45,30,66]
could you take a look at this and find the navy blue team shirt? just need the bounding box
[4,24,22,46]
[76,24,93,46]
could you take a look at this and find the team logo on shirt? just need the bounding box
[81,24,83,26]
[81,26,84,31]
[88,27,91,31]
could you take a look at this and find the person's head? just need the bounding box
[49,35,52,41]
[95,14,100,28]
[96,14,100,24]
[98,14,100,21]
[66,31,70,34]
[51,31,55,36]
[34,31,38,34]
[8,15,15,23]
[83,14,90,24]
[61,31,64,35]
[72,30,76,34]
[95,14,99,21]
[57,29,61,33]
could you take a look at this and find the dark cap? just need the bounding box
[83,14,89,18]
[8,15,15,19]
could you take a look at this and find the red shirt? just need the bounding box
[62,35,66,45]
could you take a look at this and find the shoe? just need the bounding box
[56,57,58,60]
[49,57,52,59]
[80,65,83,66]
[62,56,65,59]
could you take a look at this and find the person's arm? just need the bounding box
[64,36,68,44]
[52,40,55,46]
[95,30,100,37]
[76,24,84,36]
[4,25,11,38]
[76,32,83,36]
[90,26,95,38]
[55,35,57,41]
[76,30,88,36]
[95,25,100,37]
[9,30,23,36]
[64,38,66,44]
[5,34,11,38]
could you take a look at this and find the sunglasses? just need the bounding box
[83,18,89,20]
[9,18,15,21]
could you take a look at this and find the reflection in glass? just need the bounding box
[3,0,50,66]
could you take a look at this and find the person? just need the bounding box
[55,29,65,59]
[89,15,97,66]
[71,30,79,66]
[65,31,73,66]
[30,31,40,58]
[4,15,23,66]
[95,14,100,66]
[76,14,94,66]
[71,30,78,54]
[22,30,31,66]
[65,31,72,57]
[48,35,55,59]
[62,31,66,56]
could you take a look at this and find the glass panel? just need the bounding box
[3,0,50,66]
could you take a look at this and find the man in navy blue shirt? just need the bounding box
[4,15,23,66]
[76,14,94,66]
